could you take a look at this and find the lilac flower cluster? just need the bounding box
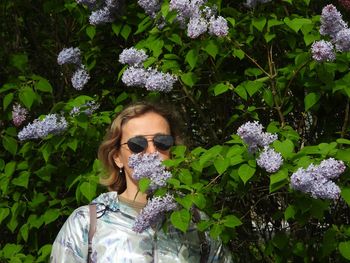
[70,101,100,116]
[244,0,271,9]
[76,0,120,25]
[137,0,161,18]
[118,47,148,67]
[57,47,81,66]
[169,0,228,38]
[311,40,336,62]
[339,0,350,11]
[256,146,283,173]
[237,121,278,153]
[71,66,90,90]
[18,114,68,141]
[132,194,177,233]
[12,104,28,127]
[57,47,90,90]
[290,158,346,200]
[119,47,177,92]
[312,5,350,62]
[128,152,172,191]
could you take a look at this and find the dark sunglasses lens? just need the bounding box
[127,136,147,153]
[154,135,174,151]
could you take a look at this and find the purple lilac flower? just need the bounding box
[311,40,336,62]
[290,160,345,200]
[187,16,208,38]
[57,47,81,65]
[18,114,68,141]
[320,4,347,39]
[145,70,177,92]
[208,16,228,37]
[12,104,28,127]
[128,152,172,191]
[132,194,177,233]
[121,67,149,87]
[71,66,90,90]
[89,6,114,25]
[315,158,346,179]
[202,6,217,19]
[137,0,161,17]
[257,146,283,173]
[237,121,278,153]
[119,48,148,67]
[335,28,350,52]
[70,101,100,116]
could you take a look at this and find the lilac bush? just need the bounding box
[256,146,283,173]
[311,40,336,62]
[12,104,28,127]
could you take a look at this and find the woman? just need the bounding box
[50,102,232,262]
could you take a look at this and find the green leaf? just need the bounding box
[185,49,198,70]
[3,93,14,110]
[19,87,36,109]
[238,164,255,184]
[339,241,350,260]
[176,195,193,210]
[168,34,183,46]
[223,215,242,228]
[304,92,321,111]
[2,136,18,155]
[304,34,319,46]
[43,209,60,225]
[252,17,266,32]
[2,244,23,259]
[284,205,296,221]
[86,25,96,39]
[20,223,29,242]
[213,83,229,96]
[135,16,152,35]
[267,19,284,29]
[214,157,230,175]
[35,79,53,93]
[245,81,263,97]
[112,23,122,36]
[10,53,28,71]
[121,24,132,40]
[337,138,350,145]
[181,72,197,87]
[37,244,53,262]
[179,169,192,185]
[269,168,288,193]
[341,188,350,206]
[80,182,96,201]
[171,209,191,232]
[139,178,151,193]
[284,17,312,33]
[234,85,247,100]
[210,224,224,239]
[12,171,30,188]
[264,32,276,43]
[5,161,16,177]
[192,193,206,209]
[197,220,212,231]
[203,40,219,59]
[0,208,10,224]
[233,49,245,60]
[273,139,294,159]
[263,89,274,107]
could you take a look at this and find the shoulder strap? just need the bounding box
[88,204,97,263]
[192,208,210,263]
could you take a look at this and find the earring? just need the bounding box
[119,167,123,175]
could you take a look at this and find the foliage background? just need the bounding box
[1,0,350,261]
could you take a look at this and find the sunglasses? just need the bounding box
[120,134,174,153]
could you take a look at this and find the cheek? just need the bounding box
[159,151,171,160]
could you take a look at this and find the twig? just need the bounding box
[341,98,350,138]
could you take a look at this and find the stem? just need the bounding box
[267,46,285,127]
[341,98,350,138]
[180,82,219,142]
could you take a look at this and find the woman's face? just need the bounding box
[114,111,172,186]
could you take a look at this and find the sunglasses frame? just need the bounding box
[119,134,174,153]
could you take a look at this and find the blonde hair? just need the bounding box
[98,102,181,193]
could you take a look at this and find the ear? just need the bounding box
[113,151,124,169]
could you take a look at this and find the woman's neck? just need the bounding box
[119,185,147,204]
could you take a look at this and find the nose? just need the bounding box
[145,139,157,153]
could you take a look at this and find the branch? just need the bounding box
[341,98,350,138]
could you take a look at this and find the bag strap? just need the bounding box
[192,208,210,263]
[88,204,97,263]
